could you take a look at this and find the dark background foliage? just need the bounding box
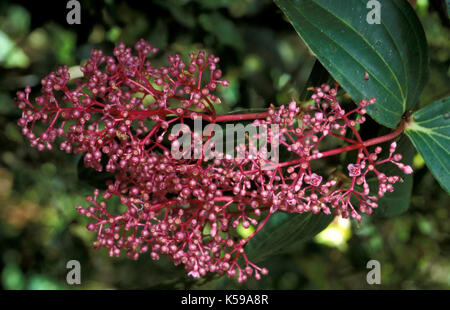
[0,0,448,289]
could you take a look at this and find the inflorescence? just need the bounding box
[14,39,412,282]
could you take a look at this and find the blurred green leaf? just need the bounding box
[27,275,61,290]
[0,92,15,113]
[106,27,121,42]
[47,25,76,65]
[1,263,25,289]
[155,0,196,28]
[147,19,169,49]
[5,5,30,36]
[198,0,235,9]
[199,12,245,50]
[0,30,29,68]
[445,0,450,18]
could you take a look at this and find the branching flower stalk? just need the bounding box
[14,40,412,282]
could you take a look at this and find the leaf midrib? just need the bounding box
[391,0,426,107]
[355,0,409,110]
[287,2,404,114]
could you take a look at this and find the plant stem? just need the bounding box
[214,112,269,122]
[279,120,406,168]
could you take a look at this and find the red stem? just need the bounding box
[214,112,269,122]
[279,120,406,168]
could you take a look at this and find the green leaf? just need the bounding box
[0,30,30,68]
[405,96,450,193]
[246,212,333,263]
[370,135,415,216]
[154,0,196,28]
[445,0,450,18]
[274,0,429,128]
[198,12,245,50]
[76,154,114,190]
[227,107,269,115]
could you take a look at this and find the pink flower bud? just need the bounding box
[390,142,397,153]
[402,165,413,174]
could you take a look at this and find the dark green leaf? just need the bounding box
[405,96,450,193]
[76,154,114,190]
[445,0,450,18]
[198,12,244,50]
[227,107,269,115]
[246,212,333,263]
[154,0,196,28]
[274,0,429,128]
[299,60,331,101]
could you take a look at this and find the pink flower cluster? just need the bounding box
[14,39,412,282]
